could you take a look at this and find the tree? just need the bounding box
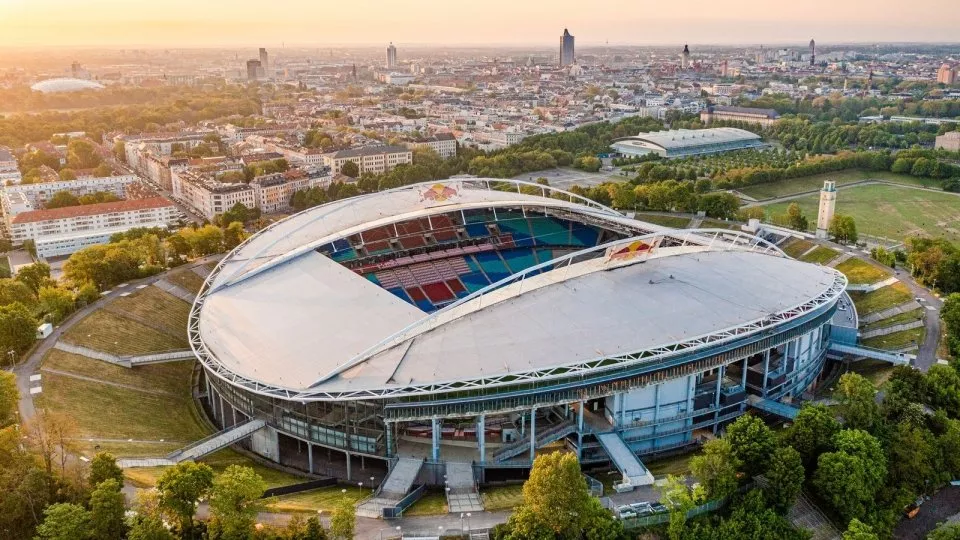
[0,278,37,307]
[785,203,809,231]
[156,461,214,533]
[73,281,100,308]
[15,262,51,293]
[0,370,17,424]
[340,161,360,178]
[38,286,75,324]
[837,372,880,433]
[0,302,39,355]
[23,239,36,259]
[929,522,960,540]
[45,191,81,209]
[90,478,127,540]
[304,516,328,540]
[842,518,879,540]
[943,294,960,355]
[764,446,805,513]
[888,421,940,494]
[782,404,840,470]
[35,503,91,540]
[829,214,858,244]
[208,465,266,538]
[662,474,696,540]
[223,221,247,251]
[503,452,621,539]
[89,452,124,488]
[689,438,740,500]
[814,429,887,523]
[66,139,102,169]
[92,163,113,178]
[57,168,77,181]
[329,499,356,540]
[127,489,175,540]
[725,414,776,477]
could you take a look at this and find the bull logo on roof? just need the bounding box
[420,183,458,203]
[608,239,655,261]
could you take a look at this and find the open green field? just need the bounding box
[402,491,448,516]
[36,352,207,446]
[800,246,841,265]
[267,486,366,514]
[108,286,190,338]
[125,448,305,489]
[481,484,524,511]
[849,282,914,316]
[634,213,692,228]
[834,258,892,285]
[781,238,815,259]
[167,268,207,294]
[861,308,925,333]
[861,327,924,350]
[62,309,188,356]
[760,184,960,244]
[740,170,940,200]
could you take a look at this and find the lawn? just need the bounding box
[267,486,366,513]
[634,213,692,228]
[42,349,194,395]
[843,360,897,389]
[781,238,815,259]
[699,219,743,231]
[799,246,841,265]
[740,170,939,200]
[74,440,184,458]
[646,452,696,476]
[834,258,892,285]
[125,448,306,489]
[167,268,207,294]
[107,286,190,338]
[760,184,960,244]
[61,309,189,356]
[861,308,925,333]
[861,327,925,350]
[481,484,524,511]
[34,368,208,443]
[402,491,448,516]
[849,282,914,316]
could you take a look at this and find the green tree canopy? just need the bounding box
[725,414,777,477]
[764,446,805,513]
[208,464,267,539]
[35,503,91,540]
[90,478,126,540]
[156,461,214,533]
[690,438,740,500]
[89,452,124,488]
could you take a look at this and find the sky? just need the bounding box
[1,0,959,48]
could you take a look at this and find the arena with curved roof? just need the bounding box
[611,127,765,158]
[30,78,105,93]
[189,179,847,509]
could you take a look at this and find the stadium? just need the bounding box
[610,127,765,158]
[189,178,847,512]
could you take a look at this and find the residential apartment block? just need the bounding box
[1,175,137,214]
[405,133,457,159]
[172,166,332,219]
[8,197,178,258]
[0,147,21,185]
[323,146,413,175]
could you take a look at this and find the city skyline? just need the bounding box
[1,0,959,47]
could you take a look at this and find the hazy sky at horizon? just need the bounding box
[1,0,959,48]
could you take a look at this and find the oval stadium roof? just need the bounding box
[30,78,105,93]
[612,127,763,157]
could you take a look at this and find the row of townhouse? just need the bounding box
[7,196,179,258]
[171,166,333,220]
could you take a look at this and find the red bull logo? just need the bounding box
[608,240,654,261]
[420,183,458,202]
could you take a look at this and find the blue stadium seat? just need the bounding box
[331,248,357,262]
[529,217,571,246]
[501,249,538,274]
[464,223,489,238]
[365,273,380,285]
[388,287,410,302]
[571,224,600,246]
[460,272,491,292]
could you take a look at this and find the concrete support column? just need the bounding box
[477,414,486,463]
[308,443,314,474]
[741,357,749,412]
[529,407,537,462]
[205,377,212,402]
[576,401,584,461]
[219,395,226,427]
[431,417,440,461]
[762,350,771,396]
[346,451,352,481]
[385,421,393,458]
[713,365,724,434]
[232,405,237,427]
[520,413,525,436]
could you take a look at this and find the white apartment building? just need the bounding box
[323,146,413,175]
[484,130,526,149]
[2,175,137,213]
[250,168,332,214]
[405,133,458,159]
[8,197,178,258]
[0,147,21,185]
[171,169,256,220]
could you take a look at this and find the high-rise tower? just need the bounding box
[560,29,575,66]
[809,39,816,66]
[816,181,837,239]
[259,47,269,72]
[386,43,397,69]
[680,44,690,69]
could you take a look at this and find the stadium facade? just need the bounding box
[611,127,765,158]
[189,179,846,488]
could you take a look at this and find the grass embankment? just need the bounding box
[125,448,306,489]
[402,491,449,516]
[861,308,925,333]
[862,328,925,351]
[482,484,524,511]
[781,238,815,259]
[634,213,692,228]
[799,246,841,265]
[849,282,914,316]
[61,310,188,356]
[167,268,207,294]
[267,486,366,514]
[108,286,190,337]
[834,258,892,285]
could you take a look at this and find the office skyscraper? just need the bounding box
[246,59,261,81]
[560,29,575,66]
[386,42,397,69]
[259,47,269,72]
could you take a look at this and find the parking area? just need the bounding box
[514,167,625,190]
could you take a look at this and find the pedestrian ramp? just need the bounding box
[828,343,912,366]
[596,432,655,487]
[166,418,266,463]
[117,457,176,469]
[748,395,800,420]
[381,457,424,498]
